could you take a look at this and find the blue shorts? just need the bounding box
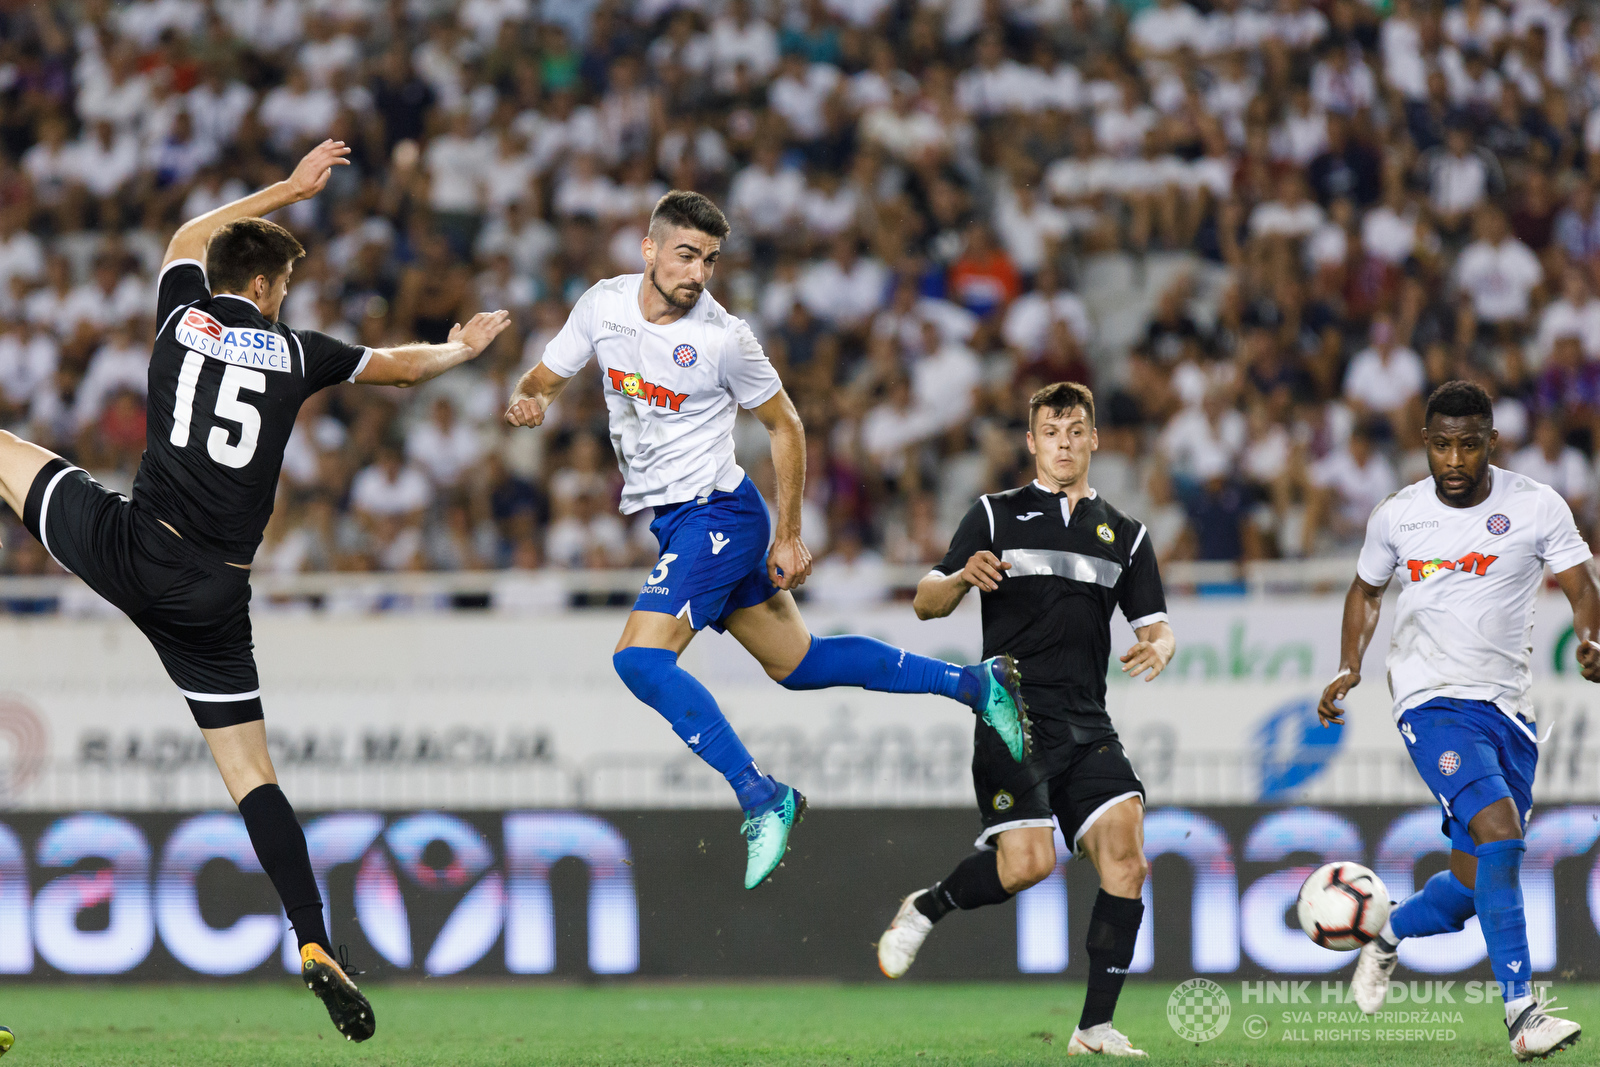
[1399,697,1537,856]
[632,476,780,632]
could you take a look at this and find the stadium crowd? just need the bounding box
[1,0,1599,602]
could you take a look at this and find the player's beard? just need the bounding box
[1432,466,1483,505]
[649,268,701,310]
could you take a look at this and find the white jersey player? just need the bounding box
[1320,382,1600,1061]
[504,191,1030,891]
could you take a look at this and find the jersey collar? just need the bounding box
[214,293,263,313]
[1032,479,1096,500]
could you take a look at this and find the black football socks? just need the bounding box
[1079,889,1144,1030]
[915,850,1013,923]
[238,783,331,953]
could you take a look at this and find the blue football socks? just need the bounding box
[1389,870,1477,942]
[1473,839,1533,1005]
[778,635,986,709]
[613,647,777,810]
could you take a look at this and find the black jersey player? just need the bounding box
[875,382,1175,1058]
[0,140,510,1039]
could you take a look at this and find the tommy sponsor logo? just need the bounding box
[1405,552,1497,581]
[601,319,638,337]
[175,309,292,373]
[608,369,688,411]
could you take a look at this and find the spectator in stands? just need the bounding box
[1511,416,1595,525]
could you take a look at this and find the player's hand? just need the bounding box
[1318,668,1359,726]
[768,535,812,591]
[504,391,550,428]
[1119,640,1170,682]
[452,310,512,356]
[1578,639,1600,683]
[285,139,351,201]
[959,550,1010,592]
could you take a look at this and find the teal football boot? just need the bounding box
[977,654,1032,762]
[741,783,806,889]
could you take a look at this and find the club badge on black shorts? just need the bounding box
[992,790,1014,812]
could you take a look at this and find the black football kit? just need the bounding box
[21,258,371,727]
[930,480,1168,850]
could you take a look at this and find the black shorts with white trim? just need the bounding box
[970,715,1145,854]
[23,457,264,728]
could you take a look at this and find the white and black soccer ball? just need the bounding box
[1297,861,1391,951]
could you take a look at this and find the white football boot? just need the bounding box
[1352,936,1400,1014]
[1066,1023,1148,1057]
[1509,991,1581,1061]
[876,891,935,978]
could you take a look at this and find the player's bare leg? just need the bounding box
[1068,796,1149,1058]
[0,430,67,549]
[203,722,375,1041]
[612,608,804,888]
[878,827,1054,978]
[723,591,1032,760]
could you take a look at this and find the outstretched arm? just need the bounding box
[1555,559,1600,682]
[504,362,575,427]
[1318,575,1388,726]
[162,140,350,269]
[750,387,811,591]
[355,311,511,387]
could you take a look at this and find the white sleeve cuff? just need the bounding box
[1126,611,1169,630]
[738,377,784,411]
[347,347,374,383]
[160,257,208,284]
[1547,546,1595,575]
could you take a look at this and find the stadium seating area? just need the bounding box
[1,0,1598,591]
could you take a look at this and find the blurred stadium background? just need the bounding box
[1,0,1600,1043]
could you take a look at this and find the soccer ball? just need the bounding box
[1297,861,1390,950]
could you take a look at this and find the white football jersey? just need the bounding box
[1356,466,1592,725]
[541,274,783,514]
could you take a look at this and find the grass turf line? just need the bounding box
[0,981,1595,1065]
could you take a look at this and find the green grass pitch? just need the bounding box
[1,981,1595,1065]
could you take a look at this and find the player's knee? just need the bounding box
[1013,850,1056,890]
[613,647,674,701]
[1467,796,1523,845]
[1103,850,1148,894]
[998,838,1056,890]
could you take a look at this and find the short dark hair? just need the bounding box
[649,190,730,240]
[1425,380,1494,425]
[206,218,305,293]
[1029,381,1096,429]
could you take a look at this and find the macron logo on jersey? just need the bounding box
[176,309,292,373]
[1405,552,1498,581]
[607,369,687,411]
